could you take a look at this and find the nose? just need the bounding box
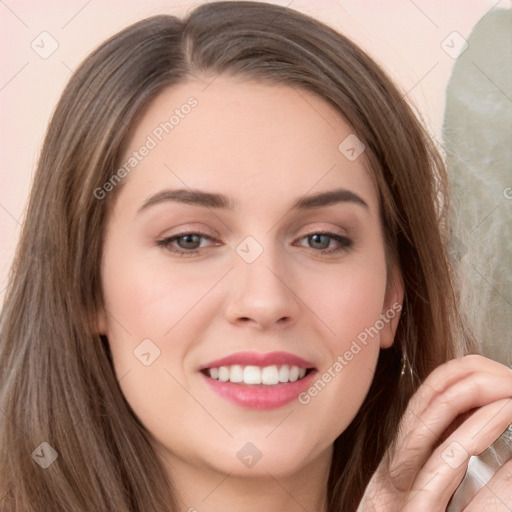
[224,243,301,330]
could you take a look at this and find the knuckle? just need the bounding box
[388,444,424,490]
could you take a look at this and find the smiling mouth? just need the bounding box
[201,364,314,386]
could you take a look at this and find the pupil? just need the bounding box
[310,234,329,249]
[179,234,200,249]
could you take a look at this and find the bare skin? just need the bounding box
[358,355,512,511]
[98,76,512,511]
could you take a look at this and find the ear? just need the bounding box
[379,264,404,349]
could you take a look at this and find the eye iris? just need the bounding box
[310,234,330,249]
[178,234,201,249]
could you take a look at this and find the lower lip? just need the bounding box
[201,370,317,410]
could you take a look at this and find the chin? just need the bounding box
[210,430,331,478]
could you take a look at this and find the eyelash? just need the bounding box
[156,230,353,257]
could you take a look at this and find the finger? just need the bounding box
[402,399,512,512]
[409,355,512,420]
[389,360,512,490]
[391,372,512,484]
[463,446,512,511]
[398,356,512,451]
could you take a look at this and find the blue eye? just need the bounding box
[173,234,203,250]
[157,231,352,257]
[299,232,353,254]
[157,232,215,255]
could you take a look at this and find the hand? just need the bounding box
[357,355,512,512]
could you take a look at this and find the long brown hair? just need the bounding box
[0,2,475,510]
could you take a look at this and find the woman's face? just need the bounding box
[98,76,402,479]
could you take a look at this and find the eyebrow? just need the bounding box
[136,187,368,214]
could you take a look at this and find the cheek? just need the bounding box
[295,252,388,436]
[100,240,228,395]
[297,295,383,450]
[101,241,219,336]
[100,250,211,436]
[307,251,388,351]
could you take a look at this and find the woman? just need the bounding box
[0,2,510,511]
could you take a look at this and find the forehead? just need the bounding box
[114,76,378,214]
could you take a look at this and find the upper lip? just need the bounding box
[199,351,316,370]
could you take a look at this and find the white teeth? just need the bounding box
[229,364,243,383]
[261,365,279,385]
[218,366,229,382]
[243,365,261,384]
[278,365,289,383]
[206,364,309,385]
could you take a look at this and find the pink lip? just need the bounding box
[199,351,317,410]
[199,351,316,370]
[201,370,317,410]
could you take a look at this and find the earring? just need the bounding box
[400,350,414,381]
